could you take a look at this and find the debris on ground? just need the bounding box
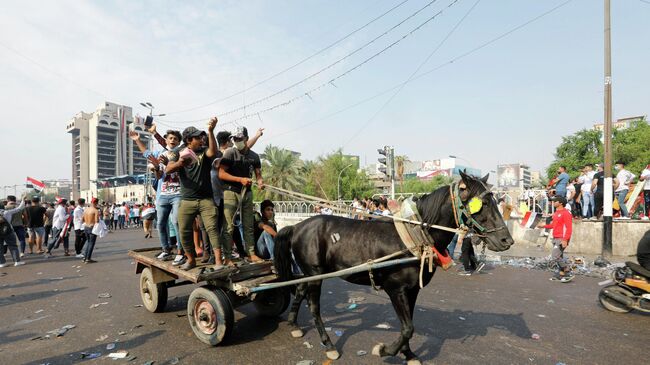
[132,324,144,330]
[593,256,611,268]
[96,335,108,342]
[107,351,128,359]
[126,355,137,362]
[106,343,115,350]
[325,327,332,332]
[531,333,541,340]
[488,254,622,279]
[303,341,314,349]
[347,296,365,304]
[80,352,102,359]
[133,304,143,308]
[89,302,109,309]
[347,303,358,310]
[98,293,111,298]
[458,317,466,321]
[34,309,44,314]
[537,314,547,318]
[334,330,343,337]
[167,357,180,364]
[143,361,155,365]
[375,323,391,329]
[175,313,186,318]
[158,321,166,325]
[49,277,64,281]
[356,350,367,356]
[46,324,76,338]
[118,331,127,335]
[296,360,314,365]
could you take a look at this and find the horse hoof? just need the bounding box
[290,329,304,338]
[407,360,422,365]
[326,350,341,360]
[372,343,385,357]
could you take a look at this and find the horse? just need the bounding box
[272,172,515,364]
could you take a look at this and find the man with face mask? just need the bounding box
[613,161,635,219]
[219,126,265,263]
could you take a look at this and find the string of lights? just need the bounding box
[163,0,412,116]
[159,0,448,124]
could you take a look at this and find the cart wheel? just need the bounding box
[188,286,234,346]
[599,285,633,313]
[253,288,290,317]
[139,267,168,313]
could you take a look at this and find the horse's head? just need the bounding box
[456,171,514,252]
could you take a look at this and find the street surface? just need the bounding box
[1,229,648,365]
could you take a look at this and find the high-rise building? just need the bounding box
[65,101,151,198]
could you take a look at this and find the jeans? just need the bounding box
[118,215,126,229]
[44,225,52,243]
[0,232,21,265]
[74,229,87,254]
[156,194,181,252]
[644,190,650,218]
[551,238,568,274]
[47,227,69,253]
[447,233,459,260]
[616,189,629,217]
[84,227,98,260]
[177,198,220,257]
[581,191,594,218]
[594,192,604,217]
[256,231,275,259]
[460,236,478,272]
[222,190,254,257]
[13,226,26,253]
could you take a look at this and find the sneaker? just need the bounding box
[0,263,8,268]
[75,254,84,259]
[642,216,649,221]
[14,261,26,266]
[19,253,25,258]
[44,253,53,259]
[172,255,186,266]
[179,261,196,271]
[156,251,170,260]
[559,275,574,283]
[458,270,472,276]
[84,259,97,264]
[474,262,486,273]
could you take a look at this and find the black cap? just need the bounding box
[216,131,232,145]
[182,127,207,142]
[550,196,567,205]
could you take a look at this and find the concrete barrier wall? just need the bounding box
[275,215,650,257]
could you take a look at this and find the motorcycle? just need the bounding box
[598,261,650,313]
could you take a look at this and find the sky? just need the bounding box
[1,0,649,190]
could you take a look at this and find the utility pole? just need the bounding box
[602,0,613,256]
[389,146,395,199]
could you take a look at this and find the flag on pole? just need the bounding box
[520,211,542,229]
[26,177,46,192]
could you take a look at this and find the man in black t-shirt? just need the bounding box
[165,118,222,270]
[219,126,265,263]
[591,163,605,219]
[26,197,47,254]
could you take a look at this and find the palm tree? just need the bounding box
[261,145,306,200]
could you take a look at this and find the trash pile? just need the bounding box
[483,255,623,278]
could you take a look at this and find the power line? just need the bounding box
[342,0,476,147]
[162,0,452,125]
[163,0,412,116]
[264,0,576,143]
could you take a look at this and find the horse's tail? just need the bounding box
[273,225,295,282]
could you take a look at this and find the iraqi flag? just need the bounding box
[26,177,45,192]
[520,211,542,229]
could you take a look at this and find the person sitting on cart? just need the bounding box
[254,200,277,260]
[164,118,223,271]
[218,126,265,263]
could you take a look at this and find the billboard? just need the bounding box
[497,164,520,188]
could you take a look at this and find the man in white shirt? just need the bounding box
[46,198,70,256]
[640,164,650,220]
[614,161,635,219]
[119,203,127,229]
[73,198,86,257]
[578,164,596,218]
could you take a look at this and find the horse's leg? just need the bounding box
[372,286,416,362]
[398,286,420,364]
[306,280,339,360]
[287,283,308,338]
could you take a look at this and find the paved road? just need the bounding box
[1,229,648,365]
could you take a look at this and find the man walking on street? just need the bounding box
[46,198,70,256]
[82,198,100,263]
[5,195,28,254]
[73,198,86,257]
[538,196,573,282]
[0,193,27,267]
[26,197,47,255]
[219,126,265,263]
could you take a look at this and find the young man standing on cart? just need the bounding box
[165,118,223,271]
[219,126,265,263]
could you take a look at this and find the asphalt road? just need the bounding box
[1,228,648,365]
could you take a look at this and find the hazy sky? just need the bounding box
[1,0,649,189]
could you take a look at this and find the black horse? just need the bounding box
[273,172,514,364]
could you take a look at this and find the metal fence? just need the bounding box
[254,200,354,217]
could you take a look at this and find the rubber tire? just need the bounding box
[188,287,234,346]
[253,288,290,317]
[139,267,168,313]
[598,285,633,313]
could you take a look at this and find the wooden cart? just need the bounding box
[128,248,290,346]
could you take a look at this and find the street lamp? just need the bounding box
[337,163,355,202]
[448,155,475,168]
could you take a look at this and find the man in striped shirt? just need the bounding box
[538,195,573,282]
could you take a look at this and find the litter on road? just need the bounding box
[98,293,111,298]
[357,350,367,356]
[107,351,128,359]
[375,323,392,329]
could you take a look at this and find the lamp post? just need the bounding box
[337,163,355,203]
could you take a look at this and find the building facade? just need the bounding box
[66,101,151,199]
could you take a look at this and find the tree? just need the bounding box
[397,175,452,194]
[546,120,650,179]
[303,150,375,200]
[259,145,306,201]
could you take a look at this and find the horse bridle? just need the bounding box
[450,181,507,237]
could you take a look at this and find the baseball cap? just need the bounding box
[550,196,567,205]
[91,197,98,204]
[232,126,248,139]
[182,127,206,142]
